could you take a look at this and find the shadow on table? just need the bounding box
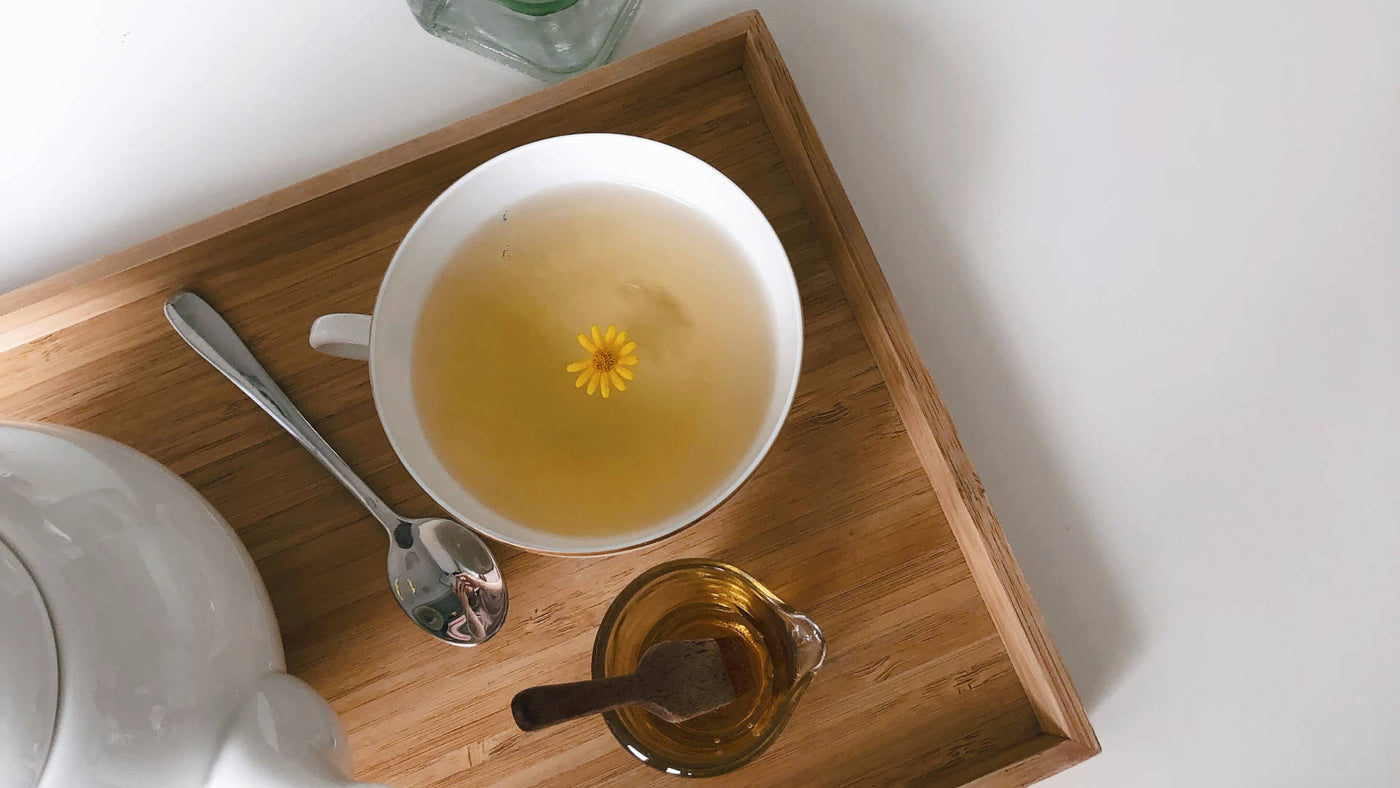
[750,2,1144,712]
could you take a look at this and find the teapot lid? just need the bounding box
[0,536,58,788]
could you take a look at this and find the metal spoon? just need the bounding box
[165,291,507,646]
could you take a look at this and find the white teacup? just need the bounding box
[309,134,802,555]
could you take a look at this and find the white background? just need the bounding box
[3,1,1397,785]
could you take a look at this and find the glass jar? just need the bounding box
[593,560,826,777]
[406,0,644,82]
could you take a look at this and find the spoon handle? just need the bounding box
[511,675,648,732]
[164,291,402,534]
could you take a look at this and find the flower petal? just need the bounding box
[587,374,599,395]
[615,366,634,381]
[614,331,627,346]
[591,325,604,348]
[604,325,617,344]
[619,341,637,356]
[578,334,596,352]
[619,355,639,366]
[600,374,611,397]
[566,360,589,373]
[575,370,592,388]
[608,370,626,391]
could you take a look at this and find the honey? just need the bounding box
[593,560,825,777]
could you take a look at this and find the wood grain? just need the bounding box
[0,12,1094,786]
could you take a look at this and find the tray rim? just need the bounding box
[0,10,1098,785]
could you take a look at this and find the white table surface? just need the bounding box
[3,2,1397,785]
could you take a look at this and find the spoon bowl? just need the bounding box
[388,517,506,644]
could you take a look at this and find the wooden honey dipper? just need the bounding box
[511,638,751,731]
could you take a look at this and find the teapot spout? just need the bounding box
[208,673,391,788]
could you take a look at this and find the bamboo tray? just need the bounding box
[0,11,1097,787]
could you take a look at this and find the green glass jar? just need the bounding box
[406,0,644,82]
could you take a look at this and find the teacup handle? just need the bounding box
[309,313,372,361]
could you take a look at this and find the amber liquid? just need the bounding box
[411,184,776,537]
[602,564,803,775]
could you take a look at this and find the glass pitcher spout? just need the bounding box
[777,607,826,679]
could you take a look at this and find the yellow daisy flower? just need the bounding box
[565,324,639,398]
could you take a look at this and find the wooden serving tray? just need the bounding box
[0,12,1097,787]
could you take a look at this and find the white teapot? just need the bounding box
[0,422,388,788]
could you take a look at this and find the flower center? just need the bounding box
[592,349,618,373]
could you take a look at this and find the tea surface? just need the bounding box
[412,184,777,538]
